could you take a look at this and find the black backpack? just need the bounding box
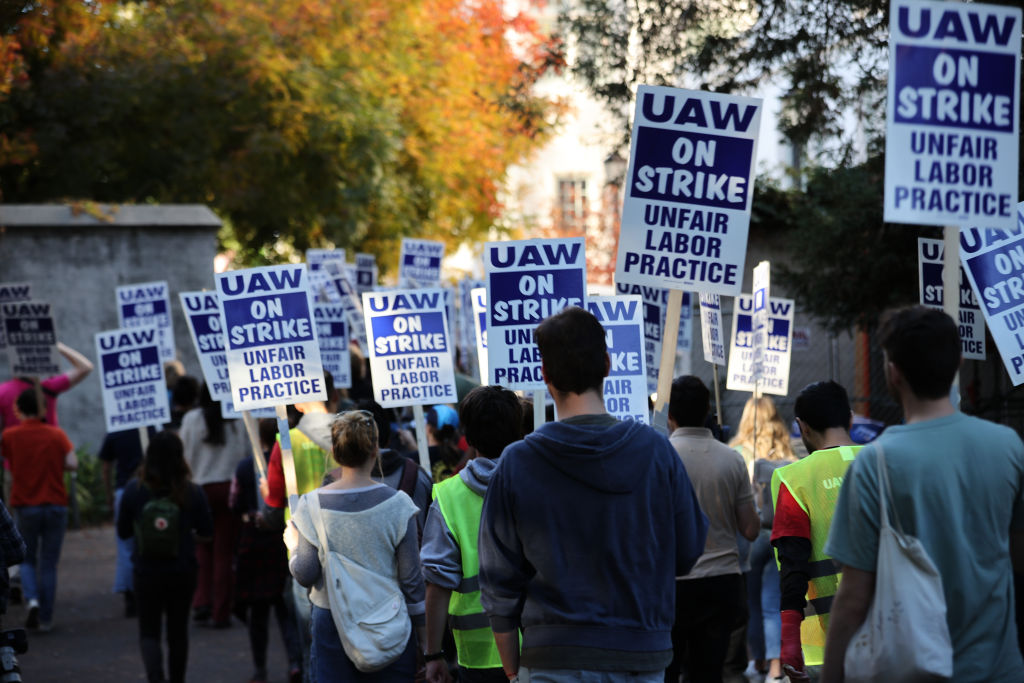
[134,488,181,560]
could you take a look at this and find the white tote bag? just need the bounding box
[843,443,953,682]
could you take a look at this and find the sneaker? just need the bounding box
[25,599,39,630]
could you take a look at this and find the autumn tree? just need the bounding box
[0,0,562,266]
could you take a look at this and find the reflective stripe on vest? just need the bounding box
[433,475,501,669]
[771,445,861,666]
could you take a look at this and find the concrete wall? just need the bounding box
[0,204,221,453]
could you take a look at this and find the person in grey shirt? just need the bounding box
[667,375,759,683]
[285,410,425,680]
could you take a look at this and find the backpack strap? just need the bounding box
[397,457,419,498]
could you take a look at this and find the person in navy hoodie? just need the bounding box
[478,306,709,682]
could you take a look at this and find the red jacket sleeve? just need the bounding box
[771,482,811,541]
[264,441,286,508]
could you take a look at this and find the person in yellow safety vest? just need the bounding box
[770,381,861,682]
[421,386,524,683]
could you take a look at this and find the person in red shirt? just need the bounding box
[0,341,94,429]
[0,388,78,631]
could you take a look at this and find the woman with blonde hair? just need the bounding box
[730,396,795,682]
[284,410,425,681]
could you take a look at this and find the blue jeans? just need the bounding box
[289,577,313,682]
[17,504,67,624]
[309,605,415,681]
[746,530,781,660]
[113,488,134,593]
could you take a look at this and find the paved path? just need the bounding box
[10,524,291,683]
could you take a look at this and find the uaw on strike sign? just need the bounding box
[486,238,586,390]
[95,327,170,431]
[615,85,761,296]
[960,204,1024,384]
[363,289,457,408]
[885,0,1021,231]
[918,238,985,359]
[216,265,326,411]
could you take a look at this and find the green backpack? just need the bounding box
[134,489,181,560]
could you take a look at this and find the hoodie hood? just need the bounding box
[458,457,498,496]
[296,412,333,453]
[522,418,659,493]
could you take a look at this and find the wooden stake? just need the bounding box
[943,225,960,405]
[275,405,299,512]
[412,404,431,473]
[652,289,683,434]
[712,364,723,428]
[137,426,150,453]
[241,410,268,482]
[532,389,545,428]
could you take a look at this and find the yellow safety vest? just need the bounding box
[277,428,330,524]
[433,475,502,669]
[771,445,861,666]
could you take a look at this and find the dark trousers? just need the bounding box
[459,666,510,683]
[136,571,197,683]
[665,574,745,683]
[248,595,302,674]
[193,482,237,623]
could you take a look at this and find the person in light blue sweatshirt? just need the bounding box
[479,307,709,683]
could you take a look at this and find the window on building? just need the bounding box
[556,177,588,232]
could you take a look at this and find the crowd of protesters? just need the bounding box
[0,303,1022,683]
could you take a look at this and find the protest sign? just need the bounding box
[751,261,770,383]
[699,293,726,366]
[471,287,488,384]
[399,238,445,288]
[918,237,986,359]
[221,400,276,420]
[95,326,170,431]
[354,253,378,295]
[615,282,667,393]
[215,265,326,411]
[179,291,232,400]
[615,85,762,296]
[2,301,60,376]
[117,281,176,362]
[0,282,31,351]
[308,268,342,304]
[314,302,352,388]
[306,248,346,272]
[457,279,483,378]
[885,0,1021,231]
[959,203,1024,383]
[324,262,368,353]
[362,288,457,408]
[485,238,587,390]
[726,295,795,396]
[587,296,649,423]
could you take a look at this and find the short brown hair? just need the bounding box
[330,410,379,468]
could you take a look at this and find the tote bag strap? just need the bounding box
[306,492,333,564]
[874,443,905,535]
